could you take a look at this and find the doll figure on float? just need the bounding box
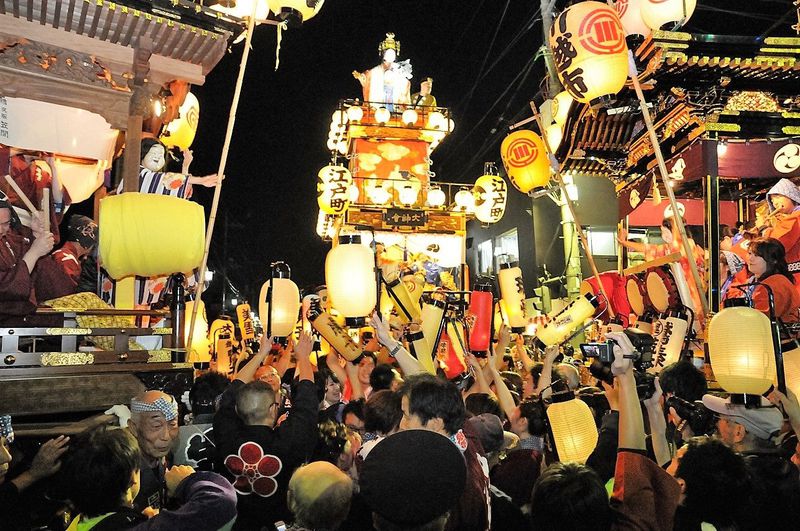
[353,33,412,111]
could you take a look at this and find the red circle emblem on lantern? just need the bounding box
[504,138,539,168]
[579,9,626,55]
[616,0,629,16]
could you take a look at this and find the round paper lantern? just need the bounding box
[402,109,418,126]
[258,262,301,339]
[426,185,446,208]
[427,111,446,130]
[347,105,364,122]
[614,0,651,37]
[548,1,629,105]
[708,306,776,395]
[161,92,200,151]
[473,174,508,224]
[317,165,353,215]
[368,183,391,205]
[211,0,270,21]
[331,109,348,126]
[326,235,377,327]
[268,0,326,26]
[454,187,475,213]
[545,123,564,152]
[375,107,391,124]
[99,193,204,279]
[500,129,551,193]
[640,0,696,31]
[398,179,421,206]
[547,394,599,463]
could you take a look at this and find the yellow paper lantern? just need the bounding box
[161,92,200,151]
[783,347,800,400]
[500,129,551,193]
[547,395,599,463]
[317,165,353,215]
[258,262,301,339]
[535,293,599,347]
[552,91,574,126]
[640,0,696,30]
[548,1,629,105]
[99,193,205,279]
[325,235,377,327]
[267,0,326,26]
[211,0,269,20]
[209,318,236,376]
[614,0,651,37]
[708,307,776,395]
[545,123,564,152]
[185,299,210,363]
[498,263,528,332]
[473,174,508,224]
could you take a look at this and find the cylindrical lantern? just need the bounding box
[99,193,205,279]
[535,293,600,347]
[454,187,475,213]
[473,173,508,224]
[650,311,688,374]
[326,235,377,327]
[308,299,363,361]
[420,298,447,363]
[209,318,235,376]
[258,262,301,339]
[406,329,436,375]
[500,129,551,193]
[548,1,629,106]
[640,0,696,30]
[614,0,651,37]
[468,285,494,353]
[317,165,354,215]
[384,270,421,324]
[708,307,776,395]
[426,185,446,208]
[161,92,200,151]
[498,263,528,333]
[185,299,211,363]
[783,347,800,401]
[547,394,599,463]
[374,107,391,124]
[442,320,468,378]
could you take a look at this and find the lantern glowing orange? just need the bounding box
[548,1,629,106]
[473,173,508,224]
[547,394,599,463]
[640,0,696,31]
[500,130,550,193]
[614,0,651,37]
[317,165,353,215]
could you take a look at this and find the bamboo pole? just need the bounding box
[529,103,616,319]
[3,175,38,214]
[626,53,710,316]
[186,5,260,356]
[41,188,50,233]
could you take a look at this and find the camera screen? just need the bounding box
[580,343,608,358]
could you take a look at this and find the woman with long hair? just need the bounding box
[744,237,800,322]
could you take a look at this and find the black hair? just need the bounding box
[659,361,708,402]
[530,462,612,531]
[311,420,351,464]
[364,390,402,435]
[518,398,547,436]
[499,371,523,396]
[370,364,398,392]
[749,237,794,283]
[60,426,141,517]
[189,371,230,415]
[342,398,365,423]
[464,393,503,419]
[140,138,168,170]
[719,224,735,239]
[676,437,753,529]
[401,374,465,436]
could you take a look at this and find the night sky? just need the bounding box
[182,0,797,309]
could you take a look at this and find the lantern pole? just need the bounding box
[187,4,260,354]
[626,52,710,316]
[529,102,616,320]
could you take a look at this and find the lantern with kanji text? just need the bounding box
[317,165,353,215]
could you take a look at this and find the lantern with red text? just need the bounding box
[317,165,353,215]
[640,0,696,31]
[473,171,508,224]
[549,2,629,106]
[500,130,550,193]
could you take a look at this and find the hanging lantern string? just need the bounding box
[187,2,260,356]
[528,101,616,319]
[624,49,710,317]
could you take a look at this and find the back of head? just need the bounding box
[676,436,753,528]
[312,420,351,465]
[288,460,353,530]
[464,393,502,418]
[236,381,276,425]
[61,426,140,518]
[370,364,398,392]
[519,398,548,437]
[530,462,611,531]
[364,390,402,435]
[402,374,465,436]
[659,361,707,402]
[555,363,581,391]
[190,371,230,416]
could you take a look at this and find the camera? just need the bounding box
[580,328,655,371]
[665,395,717,435]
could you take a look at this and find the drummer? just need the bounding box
[763,178,800,290]
[741,237,800,322]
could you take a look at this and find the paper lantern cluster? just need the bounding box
[327,110,349,154]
